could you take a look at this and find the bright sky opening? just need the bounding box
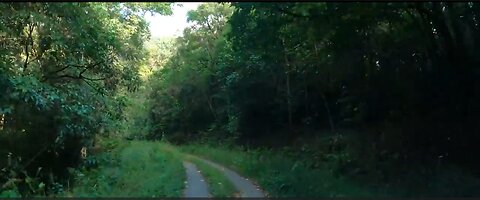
[145,3,203,39]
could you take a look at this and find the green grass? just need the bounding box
[68,138,185,197]
[179,144,377,198]
[184,154,238,197]
[68,138,241,198]
[67,137,480,198]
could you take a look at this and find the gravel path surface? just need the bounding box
[183,161,210,197]
[189,155,265,197]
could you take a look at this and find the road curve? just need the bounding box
[189,155,265,198]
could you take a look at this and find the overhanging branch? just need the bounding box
[42,59,109,81]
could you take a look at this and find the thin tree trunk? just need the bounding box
[304,72,309,117]
[320,91,335,133]
[286,68,292,130]
[282,39,293,131]
[23,22,34,73]
[314,43,334,133]
[206,94,216,120]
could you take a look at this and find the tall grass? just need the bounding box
[69,139,185,197]
[180,139,480,198]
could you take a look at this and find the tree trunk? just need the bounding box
[0,114,4,131]
[320,91,335,133]
[206,94,217,120]
[282,39,293,132]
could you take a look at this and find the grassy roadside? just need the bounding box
[179,144,377,198]
[68,138,240,198]
[179,143,480,197]
[66,138,185,197]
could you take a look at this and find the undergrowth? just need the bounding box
[67,138,184,197]
[179,134,480,197]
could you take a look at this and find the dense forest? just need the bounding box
[1,2,480,197]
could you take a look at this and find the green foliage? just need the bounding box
[148,3,235,142]
[0,2,172,196]
[124,2,173,16]
[0,190,21,198]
